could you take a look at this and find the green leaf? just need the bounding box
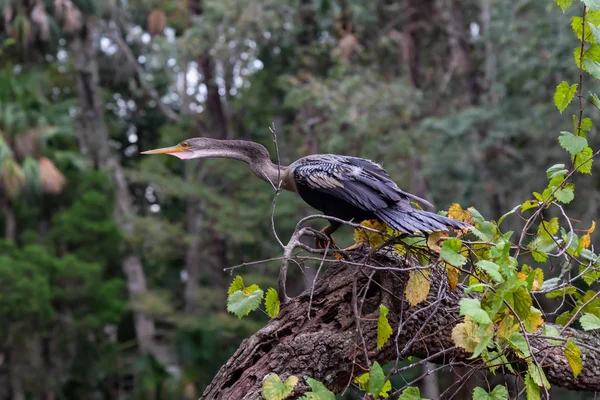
[572,12,600,42]
[580,312,600,330]
[506,332,530,358]
[476,260,504,283]
[590,22,600,45]
[525,372,541,400]
[377,304,393,349]
[546,163,566,177]
[228,276,244,295]
[564,338,582,379]
[505,287,532,320]
[265,288,280,318]
[261,374,298,400]
[585,59,600,79]
[527,362,551,389]
[227,289,264,319]
[555,186,575,204]
[368,361,385,397]
[558,131,588,155]
[545,286,577,299]
[584,0,600,12]
[399,387,428,400]
[554,82,578,112]
[521,200,540,212]
[575,146,594,174]
[300,378,335,400]
[574,45,600,69]
[543,324,562,345]
[556,0,574,11]
[441,238,467,267]
[459,299,491,325]
[472,385,509,400]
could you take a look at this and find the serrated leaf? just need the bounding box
[586,58,600,79]
[354,219,387,247]
[368,362,386,397]
[575,44,600,70]
[505,287,532,320]
[572,12,600,42]
[506,332,531,358]
[476,260,503,283]
[554,82,578,112]
[441,238,467,267]
[399,387,426,400]
[575,146,594,173]
[262,374,298,400]
[521,200,540,212]
[472,385,508,400]
[459,299,491,325]
[543,324,562,345]
[448,203,473,224]
[265,288,280,319]
[452,317,478,352]
[528,362,551,389]
[446,264,459,290]
[590,22,600,44]
[545,286,577,298]
[377,304,393,349]
[227,289,264,319]
[301,378,335,400]
[555,186,575,203]
[405,269,430,307]
[559,131,588,155]
[584,0,600,11]
[228,275,244,295]
[564,338,582,379]
[525,372,541,400]
[556,0,574,12]
[580,312,600,330]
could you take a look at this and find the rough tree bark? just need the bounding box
[201,250,600,399]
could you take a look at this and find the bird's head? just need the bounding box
[141,138,220,160]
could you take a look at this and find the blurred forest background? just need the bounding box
[0,0,597,399]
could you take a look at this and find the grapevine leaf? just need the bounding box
[558,131,588,155]
[580,312,600,330]
[300,378,335,400]
[452,317,478,352]
[476,260,504,283]
[265,288,280,319]
[459,299,491,325]
[472,385,509,400]
[528,362,551,389]
[506,332,531,358]
[228,275,244,295]
[572,12,600,42]
[227,289,264,319]
[261,374,298,400]
[525,372,541,400]
[398,387,428,400]
[554,82,578,112]
[368,362,386,397]
[556,0,574,12]
[405,269,431,307]
[575,146,594,174]
[377,304,393,349]
[441,238,467,267]
[564,338,582,379]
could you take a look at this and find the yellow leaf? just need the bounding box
[497,315,519,339]
[445,263,459,290]
[353,219,387,247]
[451,315,493,353]
[564,338,582,379]
[524,307,544,333]
[405,269,430,306]
[448,203,473,224]
[580,221,596,249]
[427,231,447,253]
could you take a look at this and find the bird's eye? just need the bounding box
[180,142,190,149]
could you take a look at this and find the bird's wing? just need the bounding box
[292,155,432,212]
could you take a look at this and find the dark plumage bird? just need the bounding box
[142,138,469,245]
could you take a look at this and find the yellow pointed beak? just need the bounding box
[141,144,186,155]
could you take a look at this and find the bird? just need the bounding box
[141,138,470,247]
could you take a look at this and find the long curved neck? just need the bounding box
[204,140,291,190]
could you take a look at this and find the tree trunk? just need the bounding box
[68,20,175,367]
[201,252,600,399]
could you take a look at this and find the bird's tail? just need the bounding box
[375,205,470,234]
